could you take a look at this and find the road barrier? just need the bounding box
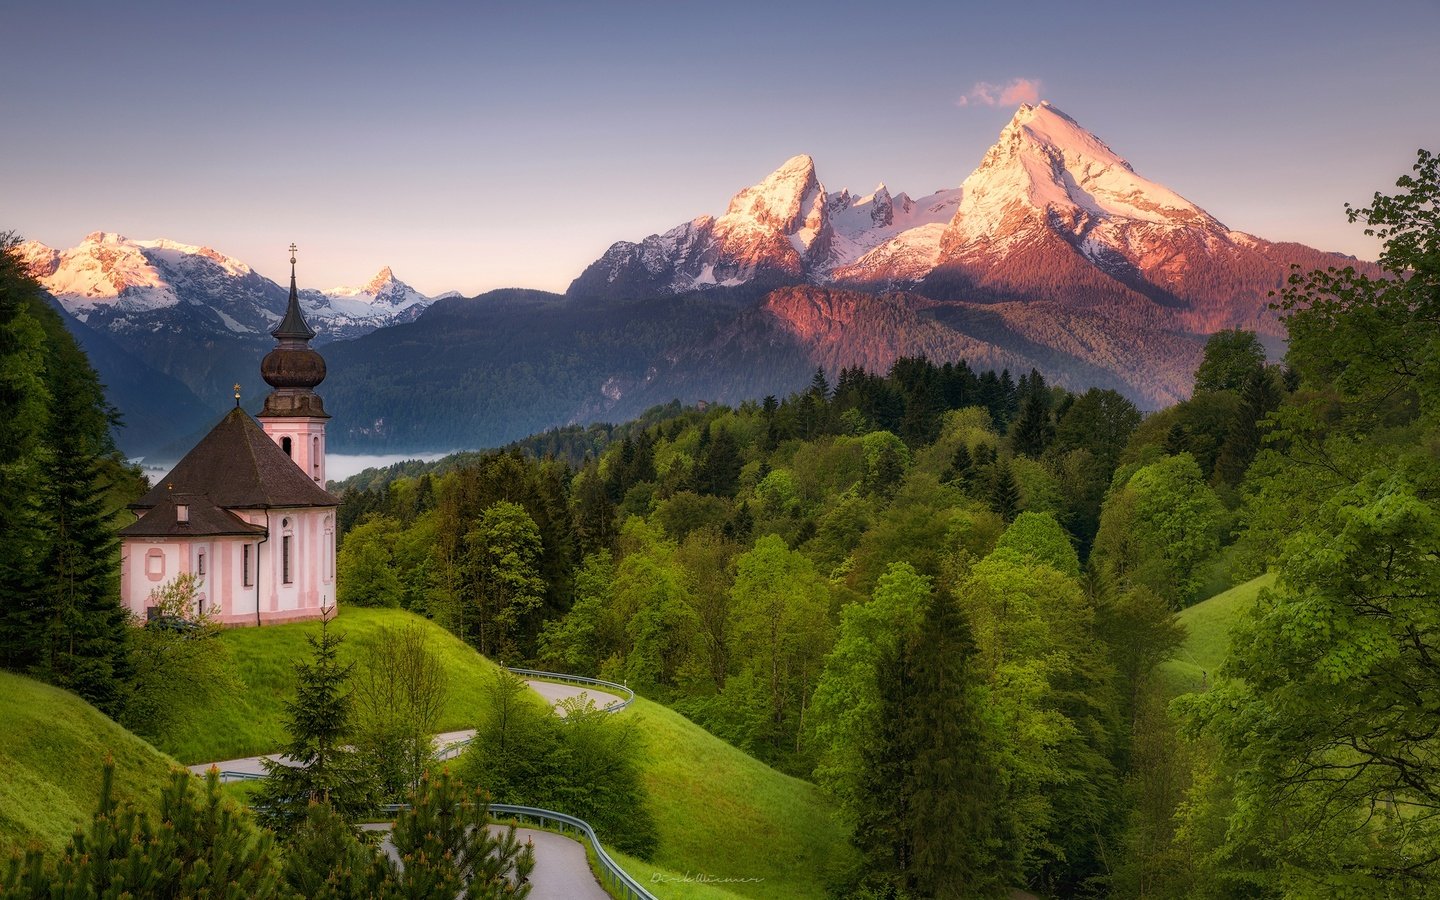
[217,670,654,898]
[378,801,658,900]
[503,666,636,712]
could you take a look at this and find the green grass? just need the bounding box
[165,607,507,764]
[0,670,182,856]
[625,698,852,900]
[168,607,849,898]
[610,850,750,900]
[1161,572,1276,694]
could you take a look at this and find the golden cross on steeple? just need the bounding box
[233,382,242,408]
[289,243,298,266]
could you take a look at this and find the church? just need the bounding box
[119,248,339,626]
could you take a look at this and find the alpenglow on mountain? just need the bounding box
[23,103,1377,457]
[20,232,439,341]
[570,101,1352,335]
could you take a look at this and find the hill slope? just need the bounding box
[0,671,181,856]
[627,697,851,900]
[1163,572,1277,693]
[171,607,848,898]
[164,607,509,764]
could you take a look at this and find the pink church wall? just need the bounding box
[119,508,336,627]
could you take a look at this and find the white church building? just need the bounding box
[119,250,339,626]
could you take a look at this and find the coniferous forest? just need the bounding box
[0,152,1437,898]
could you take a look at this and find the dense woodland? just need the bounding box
[1,149,1438,898]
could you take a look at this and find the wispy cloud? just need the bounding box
[957,78,1043,108]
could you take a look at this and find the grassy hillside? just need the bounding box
[166,607,508,764]
[0,671,181,856]
[169,607,848,898]
[627,697,852,900]
[1162,572,1276,693]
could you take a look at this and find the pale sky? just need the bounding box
[3,0,1437,295]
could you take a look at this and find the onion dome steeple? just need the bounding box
[260,244,329,418]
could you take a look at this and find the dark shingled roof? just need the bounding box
[133,408,339,510]
[120,494,268,538]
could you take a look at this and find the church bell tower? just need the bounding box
[258,244,329,485]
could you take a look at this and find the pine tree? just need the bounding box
[1010,389,1054,459]
[255,614,378,831]
[1,237,138,711]
[282,801,382,899]
[808,366,831,402]
[1,763,284,897]
[990,460,1022,522]
[385,770,535,898]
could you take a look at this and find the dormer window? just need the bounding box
[177,504,190,524]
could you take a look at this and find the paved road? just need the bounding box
[359,822,608,900]
[191,683,625,776]
[192,679,628,898]
[525,679,626,716]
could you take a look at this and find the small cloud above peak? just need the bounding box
[957,77,1043,108]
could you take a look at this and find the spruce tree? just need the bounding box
[2,240,135,716]
[0,238,52,674]
[694,425,742,497]
[1213,367,1282,488]
[852,591,1014,897]
[907,590,1015,897]
[990,459,1022,522]
[256,615,378,831]
[943,443,976,491]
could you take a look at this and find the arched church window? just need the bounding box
[313,436,321,480]
[281,436,292,457]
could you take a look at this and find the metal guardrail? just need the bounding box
[216,670,654,899]
[377,801,658,900]
[503,666,636,712]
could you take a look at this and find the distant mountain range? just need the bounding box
[18,233,446,456]
[23,103,1377,457]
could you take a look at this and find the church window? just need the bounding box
[145,549,165,580]
[313,436,321,480]
[243,544,252,586]
[197,551,205,576]
[282,436,292,457]
[282,535,292,584]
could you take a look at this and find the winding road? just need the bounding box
[192,678,630,900]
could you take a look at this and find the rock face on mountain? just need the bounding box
[23,103,1383,456]
[570,102,1370,344]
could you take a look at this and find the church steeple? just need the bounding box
[259,244,330,484]
[272,243,317,342]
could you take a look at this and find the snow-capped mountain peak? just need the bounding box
[320,266,432,314]
[952,101,1217,243]
[363,266,397,295]
[721,153,821,233]
[24,235,444,340]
